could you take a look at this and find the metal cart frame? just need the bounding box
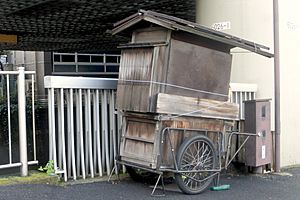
[110,115,258,196]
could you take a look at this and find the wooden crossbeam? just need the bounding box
[0,34,17,44]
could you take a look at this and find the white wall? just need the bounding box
[196,0,300,167]
[278,0,300,166]
[196,0,274,124]
[196,0,274,98]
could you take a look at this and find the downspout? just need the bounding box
[273,0,281,172]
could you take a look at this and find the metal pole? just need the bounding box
[273,0,281,172]
[31,74,36,161]
[6,74,12,164]
[18,66,28,176]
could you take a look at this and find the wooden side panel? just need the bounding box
[126,119,156,141]
[149,45,169,112]
[119,112,231,169]
[116,48,153,112]
[162,117,225,167]
[166,39,232,101]
[161,117,227,167]
[156,93,239,120]
[119,114,159,168]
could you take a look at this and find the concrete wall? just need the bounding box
[278,0,300,166]
[11,51,46,99]
[196,0,300,167]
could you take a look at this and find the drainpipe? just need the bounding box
[273,0,281,172]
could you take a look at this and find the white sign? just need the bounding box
[262,145,266,159]
[211,21,231,31]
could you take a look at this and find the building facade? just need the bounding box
[196,0,300,167]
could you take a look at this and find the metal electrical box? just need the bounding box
[244,99,272,167]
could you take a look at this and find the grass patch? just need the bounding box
[0,170,60,186]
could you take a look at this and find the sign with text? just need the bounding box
[211,21,231,31]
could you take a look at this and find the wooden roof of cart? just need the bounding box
[112,10,273,58]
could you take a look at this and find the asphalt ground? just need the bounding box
[0,168,299,200]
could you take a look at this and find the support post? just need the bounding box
[18,66,28,176]
[273,0,281,172]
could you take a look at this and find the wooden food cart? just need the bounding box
[111,10,273,195]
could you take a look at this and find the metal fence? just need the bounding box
[0,67,38,175]
[45,77,257,182]
[44,76,120,181]
[229,83,257,119]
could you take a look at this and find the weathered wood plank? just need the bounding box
[156,93,239,120]
[116,48,153,112]
[165,38,232,101]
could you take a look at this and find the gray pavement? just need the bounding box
[0,168,299,200]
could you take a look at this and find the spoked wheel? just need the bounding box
[175,135,217,194]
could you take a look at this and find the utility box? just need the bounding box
[244,99,272,167]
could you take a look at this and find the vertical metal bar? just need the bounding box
[84,90,89,175]
[101,91,105,172]
[75,52,78,73]
[101,90,110,175]
[110,91,117,171]
[103,54,106,73]
[18,66,28,176]
[6,74,12,164]
[57,90,62,171]
[52,53,55,72]
[117,113,122,155]
[229,89,233,103]
[87,89,94,178]
[239,91,243,119]
[76,90,80,176]
[78,89,86,179]
[66,91,72,178]
[51,88,57,172]
[117,112,126,173]
[59,89,67,182]
[95,90,103,176]
[109,92,114,167]
[69,89,77,180]
[31,74,36,161]
[273,0,281,172]
[48,88,53,161]
[92,91,97,174]
[234,91,238,104]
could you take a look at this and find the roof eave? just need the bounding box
[112,10,274,58]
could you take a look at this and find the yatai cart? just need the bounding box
[110,10,273,195]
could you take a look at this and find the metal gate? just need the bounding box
[0,66,38,176]
[45,76,121,181]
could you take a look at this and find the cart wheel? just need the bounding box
[175,135,217,194]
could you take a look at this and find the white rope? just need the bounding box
[168,101,230,119]
[120,79,228,98]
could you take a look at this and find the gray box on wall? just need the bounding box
[244,99,272,167]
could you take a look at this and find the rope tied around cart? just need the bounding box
[120,79,228,98]
[167,101,231,119]
[120,79,232,119]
